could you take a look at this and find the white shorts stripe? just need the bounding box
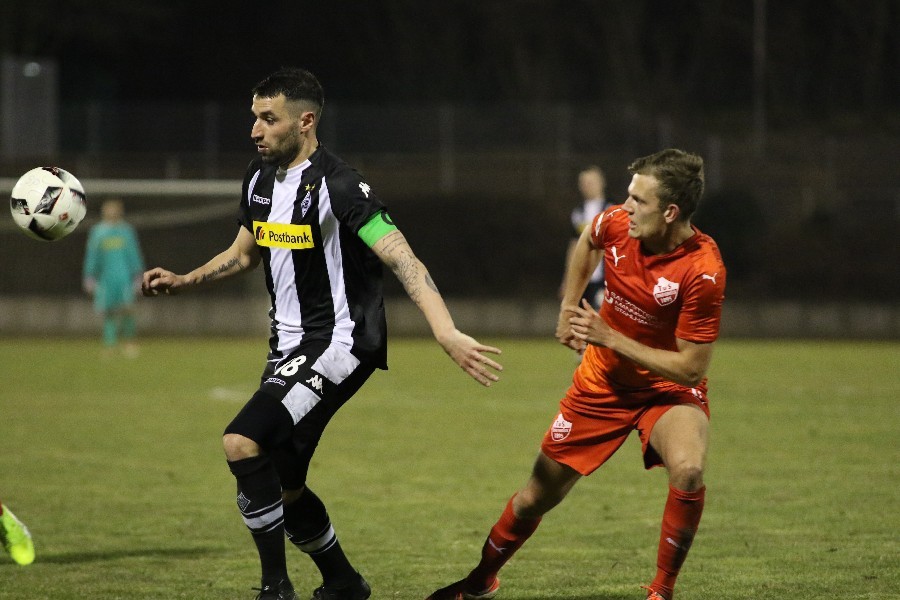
[281,385,322,425]
[312,343,361,385]
[280,342,361,425]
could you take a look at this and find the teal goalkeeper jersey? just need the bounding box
[82,222,144,311]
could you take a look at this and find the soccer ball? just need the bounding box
[10,166,87,241]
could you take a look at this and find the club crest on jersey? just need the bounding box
[300,191,312,217]
[253,221,315,249]
[653,277,680,306]
[550,413,573,441]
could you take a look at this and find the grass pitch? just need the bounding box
[0,337,897,599]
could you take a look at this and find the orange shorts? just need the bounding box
[540,383,710,475]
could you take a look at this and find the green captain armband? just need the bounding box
[358,211,398,247]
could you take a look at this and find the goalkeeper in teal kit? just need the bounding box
[82,198,145,355]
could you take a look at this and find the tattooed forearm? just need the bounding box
[379,231,406,256]
[199,257,243,283]
[393,258,441,308]
[394,253,423,304]
[378,229,441,305]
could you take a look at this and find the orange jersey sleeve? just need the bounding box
[575,206,727,391]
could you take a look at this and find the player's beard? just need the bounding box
[262,126,302,168]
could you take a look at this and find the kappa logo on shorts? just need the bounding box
[550,413,573,441]
[306,374,324,392]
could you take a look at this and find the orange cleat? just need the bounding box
[425,577,500,600]
[641,585,669,600]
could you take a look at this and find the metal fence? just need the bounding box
[2,100,899,305]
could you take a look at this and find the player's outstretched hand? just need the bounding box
[142,267,185,296]
[438,329,503,387]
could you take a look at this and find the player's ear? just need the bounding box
[663,203,680,223]
[299,109,316,133]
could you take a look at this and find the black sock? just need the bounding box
[284,487,356,587]
[228,455,289,585]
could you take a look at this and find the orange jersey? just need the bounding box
[571,205,727,399]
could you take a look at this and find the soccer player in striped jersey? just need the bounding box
[562,166,610,310]
[142,67,503,600]
[426,149,725,600]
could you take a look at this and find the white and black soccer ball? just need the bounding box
[10,166,87,241]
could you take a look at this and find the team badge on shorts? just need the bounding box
[550,413,573,441]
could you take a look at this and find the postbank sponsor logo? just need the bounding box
[253,221,315,249]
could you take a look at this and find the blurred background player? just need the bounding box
[562,166,609,309]
[0,499,34,565]
[82,198,145,357]
[426,149,725,600]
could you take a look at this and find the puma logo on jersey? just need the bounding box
[701,272,718,284]
[359,182,371,198]
[611,246,626,267]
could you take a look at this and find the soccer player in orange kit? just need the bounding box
[426,148,726,600]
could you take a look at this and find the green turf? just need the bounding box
[0,337,897,599]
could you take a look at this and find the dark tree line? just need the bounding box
[1,0,897,129]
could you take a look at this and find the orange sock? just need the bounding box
[651,485,705,599]
[467,495,541,590]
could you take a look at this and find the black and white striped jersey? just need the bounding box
[238,146,388,369]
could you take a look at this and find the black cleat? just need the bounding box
[254,578,299,600]
[310,572,371,600]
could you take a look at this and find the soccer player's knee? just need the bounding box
[669,461,704,491]
[222,433,260,461]
[515,487,557,518]
[282,487,306,505]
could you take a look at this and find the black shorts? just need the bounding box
[224,338,376,489]
[583,281,604,310]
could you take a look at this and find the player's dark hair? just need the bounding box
[628,149,704,221]
[253,67,324,115]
